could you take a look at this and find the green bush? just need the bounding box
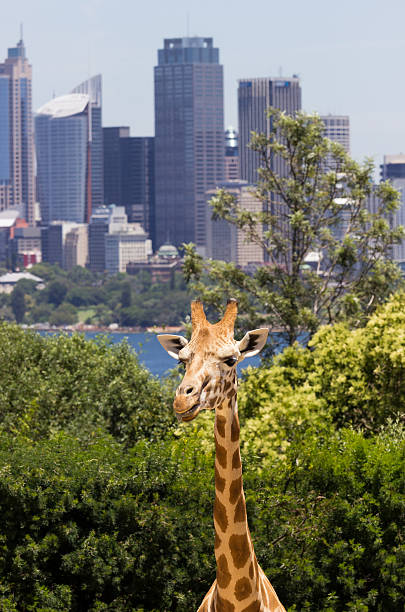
[246,425,405,611]
[239,292,405,446]
[0,323,174,443]
[0,426,403,611]
[0,431,214,611]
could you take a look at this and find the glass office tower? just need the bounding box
[35,94,90,224]
[0,38,35,223]
[103,127,155,239]
[154,37,224,252]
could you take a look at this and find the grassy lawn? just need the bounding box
[77,308,96,323]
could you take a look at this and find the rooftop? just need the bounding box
[0,209,20,228]
[0,272,43,284]
[36,94,89,119]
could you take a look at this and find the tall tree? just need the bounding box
[11,285,26,324]
[183,109,404,353]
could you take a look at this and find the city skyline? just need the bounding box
[2,0,405,173]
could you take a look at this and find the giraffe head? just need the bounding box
[158,299,268,422]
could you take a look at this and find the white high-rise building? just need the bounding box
[321,115,350,153]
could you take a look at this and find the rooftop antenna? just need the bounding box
[20,22,23,42]
[186,12,190,37]
[278,65,283,77]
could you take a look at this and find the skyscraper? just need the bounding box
[321,115,350,153]
[72,75,104,209]
[35,94,91,224]
[103,126,130,207]
[154,37,225,252]
[238,76,301,183]
[0,37,35,224]
[103,127,155,238]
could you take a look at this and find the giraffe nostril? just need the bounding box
[185,386,194,395]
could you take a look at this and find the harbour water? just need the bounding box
[39,330,261,377]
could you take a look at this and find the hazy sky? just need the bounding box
[2,0,405,171]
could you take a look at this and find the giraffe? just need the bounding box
[158,299,286,612]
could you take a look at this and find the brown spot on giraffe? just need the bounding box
[234,495,247,523]
[223,380,231,393]
[227,387,236,399]
[249,562,254,579]
[232,448,240,469]
[216,443,227,469]
[217,554,232,589]
[229,476,242,504]
[216,415,226,438]
[215,466,225,493]
[234,577,253,601]
[229,533,251,569]
[215,533,221,549]
[214,497,228,533]
[216,594,235,612]
[231,414,240,442]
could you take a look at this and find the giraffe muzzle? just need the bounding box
[173,395,201,422]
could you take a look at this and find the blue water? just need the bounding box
[39,330,261,378]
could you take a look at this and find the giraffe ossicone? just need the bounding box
[158,299,286,612]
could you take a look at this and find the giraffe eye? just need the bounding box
[224,357,237,367]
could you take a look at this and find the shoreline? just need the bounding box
[22,323,186,334]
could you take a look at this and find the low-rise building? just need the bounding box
[41,221,88,270]
[105,223,152,275]
[9,226,42,267]
[0,271,44,293]
[126,243,182,283]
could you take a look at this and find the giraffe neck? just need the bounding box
[213,377,260,609]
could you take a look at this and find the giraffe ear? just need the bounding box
[157,334,189,359]
[237,328,268,360]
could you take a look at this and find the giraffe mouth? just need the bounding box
[179,402,201,422]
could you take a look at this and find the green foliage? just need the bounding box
[183,109,404,351]
[239,293,405,439]
[246,426,405,611]
[45,280,69,306]
[10,285,25,324]
[49,303,77,326]
[10,264,191,328]
[0,323,174,444]
[0,288,403,609]
[0,424,403,610]
[0,431,215,611]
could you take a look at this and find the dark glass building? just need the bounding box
[103,127,130,208]
[103,128,154,239]
[88,205,110,272]
[154,37,224,252]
